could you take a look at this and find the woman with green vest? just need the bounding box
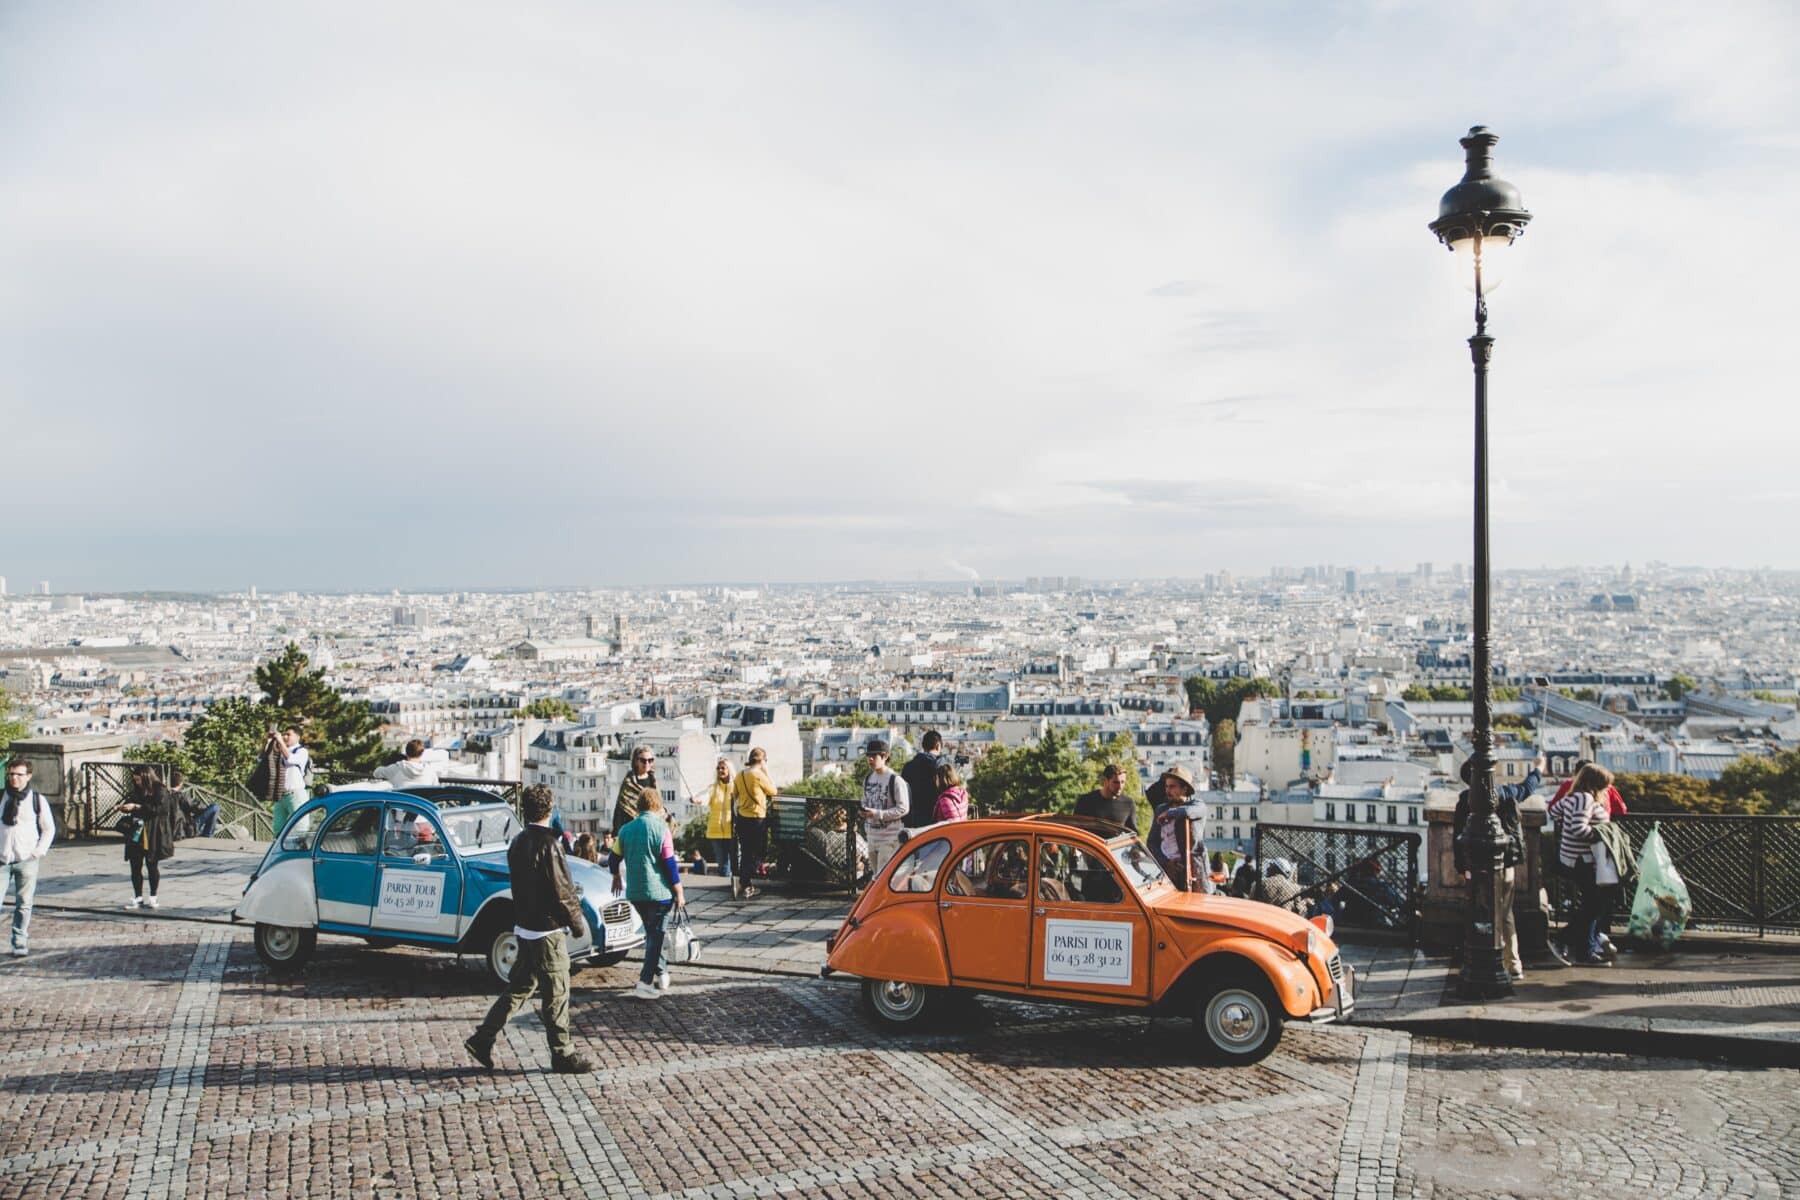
[610,791,686,1000]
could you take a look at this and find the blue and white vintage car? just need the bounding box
[234,786,644,983]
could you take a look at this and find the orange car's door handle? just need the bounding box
[1034,907,1046,916]
[940,902,954,910]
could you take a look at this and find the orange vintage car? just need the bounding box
[823,814,1353,1063]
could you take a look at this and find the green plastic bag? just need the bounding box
[1627,824,1691,948]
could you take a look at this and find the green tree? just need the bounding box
[254,643,384,776]
[0,690,27,753]
[123,740,194,779]
[831,712,886,729]
[1183,676,1280,728]
[1211,718,1237,788]
[518,697,579,722]
[138,696,283,788]
[1613,772,1735,815]
[1493,686,1523,701]
[968,726,1091,815]
[785,772,858,800]
[1714,749,1800,816]
[1663,674,1699,702]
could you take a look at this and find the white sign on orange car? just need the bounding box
[1042,919,1133,985]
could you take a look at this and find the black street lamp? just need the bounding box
[1430,125,1531,1001]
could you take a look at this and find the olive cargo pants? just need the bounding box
[471,931,574,1060]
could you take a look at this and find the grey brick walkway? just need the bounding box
[4,914,1800,1199]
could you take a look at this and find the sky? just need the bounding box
[3,1,1798,592]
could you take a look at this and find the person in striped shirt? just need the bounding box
[1549,763,1614,965]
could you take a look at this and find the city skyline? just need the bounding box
[5,2,1798,591]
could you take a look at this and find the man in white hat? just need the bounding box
[1149,765,1209,891]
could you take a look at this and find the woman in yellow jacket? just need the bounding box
[732,747,779,899]
[703,758,735,880]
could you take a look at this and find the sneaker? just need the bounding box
[1598,936,1619,959]
[144,896,159,910]
[126,896,142,910]
[654,972,671,992]
[740,886,759,900]
[1509,968,1526,980]
[9,948,26,958]
[463,1036,495,1069]
[551,1053,595,1074]
[1545,943,1572,967]
[632,981,661,1000]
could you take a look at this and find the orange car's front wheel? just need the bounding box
[1196,971,1283,1064]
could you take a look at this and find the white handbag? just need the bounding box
[1593,841,1620,887]
[665,906,702,964]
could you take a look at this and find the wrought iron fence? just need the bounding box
[762,796,863,893]
[1545,813,1800,937]
[78,762,145,837]
[1254,823,1421,937]
[78,762,276,841]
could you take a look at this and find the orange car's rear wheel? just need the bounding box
[1196,971,1282,1064]
[860,978,938,1029]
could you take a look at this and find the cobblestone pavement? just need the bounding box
[3,914,1797,1200]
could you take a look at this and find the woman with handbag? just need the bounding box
[1549,763,1614,966]
[610,792,686,1000]
[117,766,176,909]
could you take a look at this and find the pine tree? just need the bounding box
[254,643,385,776]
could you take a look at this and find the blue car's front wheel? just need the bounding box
[254,923,316,972]
[486,928,519,984]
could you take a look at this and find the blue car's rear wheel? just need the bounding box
[254,922,316,972]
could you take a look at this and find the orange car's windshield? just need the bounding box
[1111,838,1169,893]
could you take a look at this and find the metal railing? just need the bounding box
[1254,823,1422,937]
[1545,813,1800,937]
[78,762,276,841]
[760,797,863,893]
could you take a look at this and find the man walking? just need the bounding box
[1074,763,1138,834]
[901,730,944,828]
[860,740,909,880]
[1,760,55,958]
[465,785,594,1074]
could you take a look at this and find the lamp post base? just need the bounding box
[1456,816,1515,1001]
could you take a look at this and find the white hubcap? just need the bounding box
[263,927,299,959]
[874,980,924,1019]
[492,933,519,979]
[1208,990,1266,1047]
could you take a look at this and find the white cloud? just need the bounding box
[1,0,1796,586]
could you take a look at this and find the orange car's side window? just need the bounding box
[946,840,1030,900]
[1037,840,1125,905]
[888,838,950,893]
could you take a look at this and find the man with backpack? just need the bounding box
[900,730,945,828]
[1,760,55,958]
[860,740,909,881]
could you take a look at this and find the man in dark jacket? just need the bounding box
[1073,763,1138,834]
[1453,756,1542,978]
[466,785,594,1074]
[901,731,944,828]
